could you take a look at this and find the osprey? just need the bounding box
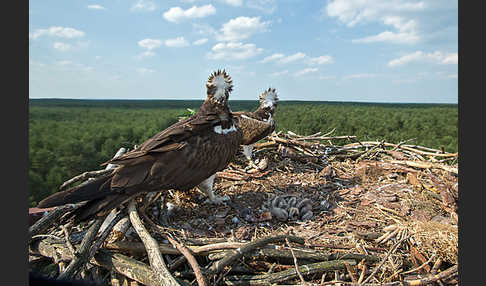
[37,70,243,222]
[195,88,278,204]
[232,87,278,168]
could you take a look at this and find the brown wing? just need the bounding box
[234,113,275,145]
[103,113,219,166]
[101,112,222,190]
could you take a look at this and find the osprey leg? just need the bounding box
[197,174,229,204]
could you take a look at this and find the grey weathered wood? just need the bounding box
[224,259,356,285]
[128,200,180,286]
[57,214,107,280]
[30,238,166,286]
[29,205,76,242]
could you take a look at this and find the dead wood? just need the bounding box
[224,259,356,285]
[127,199,180,286]
[168,236,208,286]
[29,204,77,242]
[57,214,108,280]
[208,235,305,274]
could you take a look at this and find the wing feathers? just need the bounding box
[236,114,275,145]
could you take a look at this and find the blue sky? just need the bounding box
[29,0,458,103]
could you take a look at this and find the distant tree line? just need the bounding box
[28,99,457,207]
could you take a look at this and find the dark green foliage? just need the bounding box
[28,99,457,207]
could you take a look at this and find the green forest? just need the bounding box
[28,99,458,207]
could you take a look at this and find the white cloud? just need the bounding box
[270,70,288,77]
[319,75,337,80]
[193,38,208,45]
[216,16,270,42]
[307,55,334,65]
[131,0,157,12]
[138,51,156,58]
[261,52,333,66]
[388,51,458,67]
[207,42,263,60]
[261,53,284,63]
[137,67,156,75]
[441,53,458,65]
[54,60,94,72]
[163,5,216,23]
[352,30,420,44]
[192,23,217,36]
[246,0,276,13]
[294,68,318,77]
[220,0,243,7]
[30,26,85,40]
[137,39,162,58]
[392,78,417,84]
[165,37,189,47]
[325,0,425,44]
[447,74,458,79]
[87,4,106,10]
[56,60,73,66]
[138,39,163,50]
[326,0,425,27]
[53,42,72,52]
[343,73,378,79]
[279,52,306,64]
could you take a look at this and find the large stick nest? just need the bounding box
[29,130,459,285]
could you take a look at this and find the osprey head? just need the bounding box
[206,69,233,105]
[259,88,278,110]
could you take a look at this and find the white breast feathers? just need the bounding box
[214,124,238,134]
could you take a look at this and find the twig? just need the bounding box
[361,235,409,284]
[285,238,309,286]
[224,259,356,285]
[401,253,436,275]
[89,212,125,261]
[318,264,457,285]
[127,199,180,286]
[391,138,416,151]
[30,234,63,241]
[58,214,108,280]
[29,204,77,242]
[344,262,358,283]
[61,225,76,256]
[167,236,207,286]
[59,169,114,191]
[30,239,164,286]
[209,235,305,274]
[387,160,458,174]
[357,260,366,284]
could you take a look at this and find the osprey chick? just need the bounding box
[38,70,242,222]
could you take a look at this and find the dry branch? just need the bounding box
[168,236,207,286]
[29,204,77,242]
[127,200,180,286]
[58,214,108,280]
[224,259,356,285]
[208,235,305,274]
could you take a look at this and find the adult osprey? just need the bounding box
[233,87,278,168]
[195,88,278,204]
[37,70,243,222]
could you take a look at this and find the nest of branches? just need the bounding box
[29,130,459,286]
